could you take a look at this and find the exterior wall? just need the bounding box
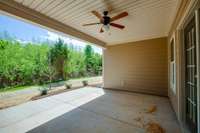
[168,0,194,121]
[103,37,168,96]
[168,0,200,132]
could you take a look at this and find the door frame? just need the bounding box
[184,14,198,133]
[195,8,200,133]
[184,7,200,133]
[179,1,200,133]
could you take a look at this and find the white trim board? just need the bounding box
[195,8,200,133]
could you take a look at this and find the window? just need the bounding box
[170,38,176,94]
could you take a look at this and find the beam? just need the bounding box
[0,0,106,48]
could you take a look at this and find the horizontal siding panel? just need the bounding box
[103,37,168,96]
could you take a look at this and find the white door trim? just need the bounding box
[195,8,200,133]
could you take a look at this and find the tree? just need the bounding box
[67,48,86,78]
[48,38,68,80]
[43,65,56,89]
[0,40,50,87]
[93,53,102,75]
[0,38,102,90]
[84,45,94,75]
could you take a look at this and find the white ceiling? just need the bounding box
[14,0,180,45]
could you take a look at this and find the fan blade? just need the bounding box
[110,23,125,29]
[110,12,128,22]
[82,23,101,26]
[100,27,104,33]
[91,11,103,21]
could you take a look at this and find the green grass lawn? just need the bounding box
[0,76,102,93]
[0,80,66,93]
[0,85,39,93]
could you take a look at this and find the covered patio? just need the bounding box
[0,87,180,133]
[0,0,200,133]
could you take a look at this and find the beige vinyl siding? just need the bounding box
[103,37,168,96]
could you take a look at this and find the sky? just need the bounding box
[0,14,102,54]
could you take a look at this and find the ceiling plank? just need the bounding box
[35,0,55,12]
[22,0,34,6]
[47,0,74,17]
[42,0,65,14]
[0,0,106,48]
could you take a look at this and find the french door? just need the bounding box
[184,16,198,133]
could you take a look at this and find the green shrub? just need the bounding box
[65,83,72,89]
[82,80,88,86]
[39,87,48,95]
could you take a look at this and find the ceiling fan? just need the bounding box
[82,10,128,33]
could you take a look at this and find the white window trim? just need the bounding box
[170,60,176,93]
[170,35,176,94]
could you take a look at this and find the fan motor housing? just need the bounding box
[103,16,110,25]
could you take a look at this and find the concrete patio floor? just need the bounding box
[0,87,181,133]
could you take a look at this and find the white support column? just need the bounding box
[102,47,107,88]
[195,8,200,133]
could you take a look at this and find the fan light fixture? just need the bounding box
[82,10,128,33]
[103,24,110,31]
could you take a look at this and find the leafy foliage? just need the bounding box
[0,39,102,89]
[84,45,93,74]
[48,39,68,80]
[67,47,86,78]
